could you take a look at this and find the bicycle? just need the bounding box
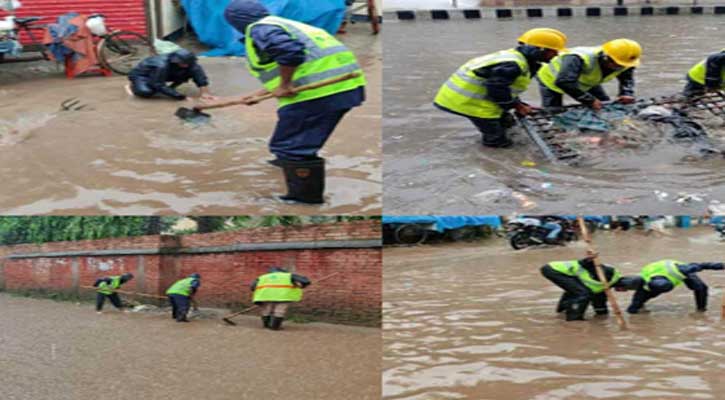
[0,13,155,75]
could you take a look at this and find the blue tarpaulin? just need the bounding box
[179,0,346,56]
[382,216,503,232]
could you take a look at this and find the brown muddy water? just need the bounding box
[383,16,725,215]
[383,226,725,399]
[0,293,381,400]
[0,23,380,214]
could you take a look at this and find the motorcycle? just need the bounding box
[715,224,725,240]
[506,219,579,250]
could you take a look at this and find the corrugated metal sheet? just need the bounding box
[1,0,148,44]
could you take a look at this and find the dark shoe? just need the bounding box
[267,158,284,168]
[279,158,325,204]
[177,318,190,323]
[482,138,514,148]
[262,316,271,328]
[270,316,284,330]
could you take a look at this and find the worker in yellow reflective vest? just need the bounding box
[165,273,201,323]
[434,28,568,148]
[251,267,310,330]
[536,38,641,110]
[684,49,725,97]
[626,260,723,314]
[93,272,134,314]
[222,0,367,204]
[540,256,634,321]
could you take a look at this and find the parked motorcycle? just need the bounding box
[507,219,578,250]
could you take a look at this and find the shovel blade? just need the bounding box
[175,107,211,123]
[222,317,237,326]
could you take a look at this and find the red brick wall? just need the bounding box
[0,221,381,325]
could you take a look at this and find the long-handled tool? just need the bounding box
[721,290,725,320]
[175,72,361,123]
[576,217,628,330]
[80,286,166,299]
[221,271,341,326]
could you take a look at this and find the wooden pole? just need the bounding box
[577,217,628,329]
[221,271,341,325]
[721,291,725,320]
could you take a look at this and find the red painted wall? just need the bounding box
[0,0,148,44]
[0,221,382,325]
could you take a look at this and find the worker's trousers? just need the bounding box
[261,302,290,318]
[168,294,190,322]
[96,293,123,311]
[540,264,607,320]
[270,107,351,161]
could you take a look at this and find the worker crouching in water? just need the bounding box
[433,28,568,148]
[684,49,725,97]
[128,49,216,101]
[541,256,634,321]
[251,267,310,330]
[223,0,366,204]
[627,260,724,314]
[165,273,201,323]
[537,39,641,110]
[94,272,134,314]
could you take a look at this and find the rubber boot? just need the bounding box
[270,316,284,330]
[262,316,271,329]
[556,293,570,313]
[267,158,284,168]
[565,301,587,321]
[279,158,325,204]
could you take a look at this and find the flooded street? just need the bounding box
[0,293,381,400]
[384,16,725,215]
[383,226,725,399]
[0,24,381,214]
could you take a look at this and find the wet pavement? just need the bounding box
[383,16,725,215]
[0,23,381,214]
[383,226,725,399]
[0,293,381,400]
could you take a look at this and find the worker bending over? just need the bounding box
[251,267,310,330]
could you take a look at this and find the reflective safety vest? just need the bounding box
[549,260,621,294]
[97,276,122,295]
[434,49,531,118]
[537,46,630,94]
[687,49,725,88]
[253,272,303,303]
[640,259,687,290]
[245,16,366,108]
[166,277,196,297]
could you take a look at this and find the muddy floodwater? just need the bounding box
[0,294,381,400]
[0,24,380,214]
[383,226,725,399]
[383,16,725,215]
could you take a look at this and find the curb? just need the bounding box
[384,5,725,20]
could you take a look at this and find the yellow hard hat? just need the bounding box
[518,28,568,52]
[601,38,642,68]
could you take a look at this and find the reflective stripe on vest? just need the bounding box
[687,49,725,87]
[549,260,620,293]
[434,49,531,118]
[244,16,366,108]
[537,46,629,94]
[641,260,687,290]
[166,277,195,297]
[97,276,121,295]
[253,272,303,303]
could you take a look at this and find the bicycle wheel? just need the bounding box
[98,30,156,75]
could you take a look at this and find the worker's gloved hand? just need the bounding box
[514,102,532,116]
[272,84,296,98]
[616,95,636,104]
[241,95,261,106]
[200,93,218,101]
[589,99,603,111]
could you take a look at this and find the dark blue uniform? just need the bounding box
[627,262,724,313]
[128,53,209,100]
[224,0,364,161]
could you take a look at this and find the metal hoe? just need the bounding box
[175,72,362,123]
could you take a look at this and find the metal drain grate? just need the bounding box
[519,91,725,163]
